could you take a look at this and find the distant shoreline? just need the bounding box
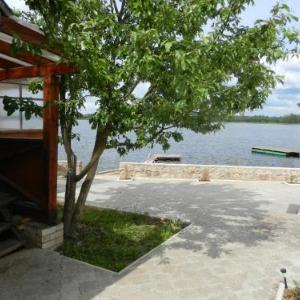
[2,114,300,125]
[79,113,300,125]
[226,114,300,125]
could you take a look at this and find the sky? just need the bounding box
[6,0,300,116]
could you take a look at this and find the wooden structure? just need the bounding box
[145,154,181,163]
[0,1,74,224]
[252,146,300,158]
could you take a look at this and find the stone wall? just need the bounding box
[58,160,83,177]
[119,162,300,183]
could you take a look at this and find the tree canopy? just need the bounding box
[6,0,299,236]
[23,0,299,153]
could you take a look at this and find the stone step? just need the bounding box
[0,238,23,258]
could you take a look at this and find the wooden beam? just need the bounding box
[0,57,21,69]
[0,129,43,140]
[0,40,52,66]
[0,1,13,17]
[0,16,48,47]
[43,73,59,223]
[0,63,75,80]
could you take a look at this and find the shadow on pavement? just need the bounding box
[87,180,279,259]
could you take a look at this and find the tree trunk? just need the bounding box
[69,156,100,235]
[59,77,77,238]
[59,76,108,238]
[63,153,77,238]
[64,131,107,237]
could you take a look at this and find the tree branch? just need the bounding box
[75,128,108,182]
[143,85,156,99]
[114,125,175,149]
[149,125,174,140]
[119,0,127,21]
[110,0,119,15]
[122,79,140,99]
[59,79,77,176]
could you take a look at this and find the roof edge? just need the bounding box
[0,0,13,17]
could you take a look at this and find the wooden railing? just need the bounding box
[0,129,43,140]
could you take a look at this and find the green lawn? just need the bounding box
[58,206,185,272]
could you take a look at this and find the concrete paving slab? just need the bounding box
[1,178,300,299]
[82,178,300,299]
[0,248,117,300]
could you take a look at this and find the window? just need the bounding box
[0,81,43,130]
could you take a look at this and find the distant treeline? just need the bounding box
[80,113,300,124]
[80,114,92,120]
[227,114,300,124]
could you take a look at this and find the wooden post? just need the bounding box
[43,72,59,224]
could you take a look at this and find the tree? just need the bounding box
[9,0,299,237]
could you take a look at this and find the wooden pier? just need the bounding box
[252,146,300,158]
[145,155,181,163]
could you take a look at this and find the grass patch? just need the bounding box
[57,206,185,272]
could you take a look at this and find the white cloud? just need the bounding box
[6,0,28,11]
[274,56,300,89]
[249,88,300,116]
[249,57,300,116]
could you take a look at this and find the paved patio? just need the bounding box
[1,177,300,299]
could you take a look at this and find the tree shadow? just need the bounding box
[40,178,283,298]
[87,179,279,260]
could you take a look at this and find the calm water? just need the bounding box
[56,121,300,170]
[2,117,300,169]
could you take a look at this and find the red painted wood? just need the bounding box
[0,16,60,55]
[0,147,44,206]
[0,57,21,69]
[0,40,52,66]
[0,64,75,81]
[0,138,45,209]
[0,130,43,140]
[0,16,47,46]
[0,8,76,224]
[43,73,59,223]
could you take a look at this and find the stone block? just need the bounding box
[22,222,64,250]
[58,160,83,177]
